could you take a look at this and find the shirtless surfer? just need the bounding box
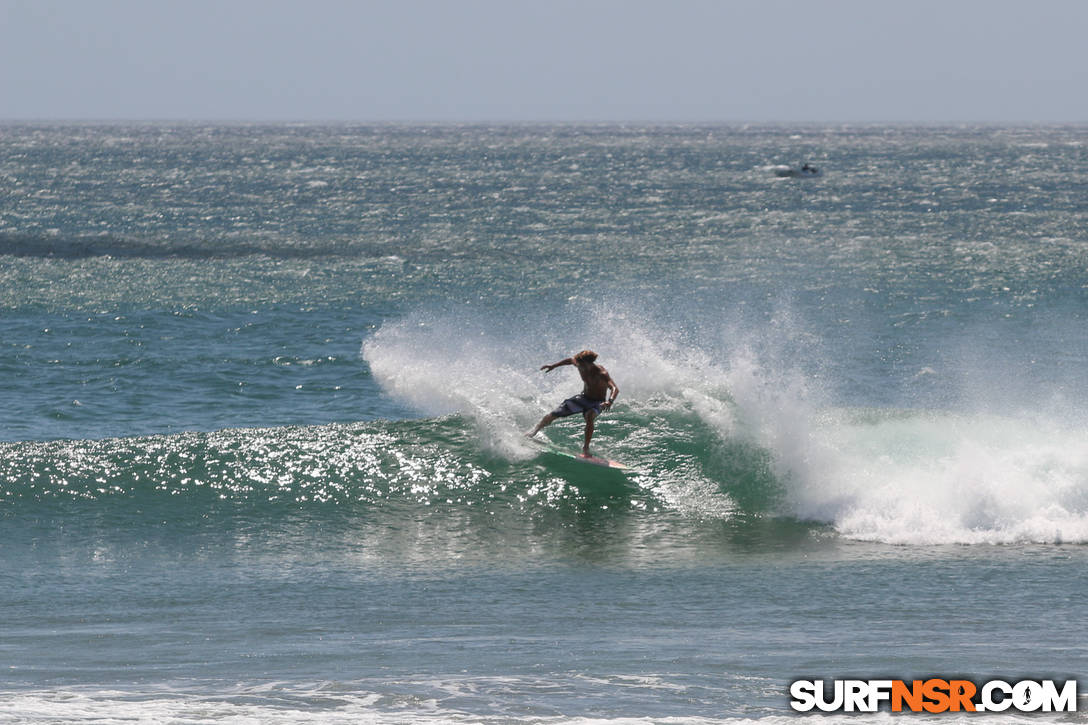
[526,350,619,457]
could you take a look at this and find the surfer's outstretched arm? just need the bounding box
[540,358,573,373]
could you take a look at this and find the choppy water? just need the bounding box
[2,123,1087,722]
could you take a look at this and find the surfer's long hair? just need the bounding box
[574,350,598,364]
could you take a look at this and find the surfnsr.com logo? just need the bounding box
[789,679,1078,713]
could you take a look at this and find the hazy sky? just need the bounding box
[2,0,1086,122]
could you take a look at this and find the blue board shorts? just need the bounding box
[551,394,605,418]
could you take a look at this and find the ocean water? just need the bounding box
[2,123,1087,723]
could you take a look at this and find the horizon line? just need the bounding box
[2,118,1085,127]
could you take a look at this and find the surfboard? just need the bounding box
[528,438,630,471]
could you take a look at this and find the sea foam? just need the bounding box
[789,409,1088,545]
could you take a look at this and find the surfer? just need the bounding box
[526,349,619,457]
